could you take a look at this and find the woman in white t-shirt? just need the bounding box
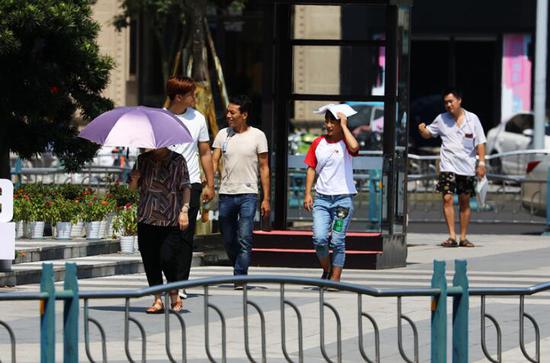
[303,110,360,282]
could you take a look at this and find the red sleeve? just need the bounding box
[346,145,360,157]
[304,137,323,168]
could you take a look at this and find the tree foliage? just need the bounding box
[0,0,114,172]
[114,0,245,84]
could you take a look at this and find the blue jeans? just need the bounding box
[312,193,354,267]
[219,194,258,275]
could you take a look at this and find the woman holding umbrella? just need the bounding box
[79,105,195,313]
[129,147,191,313]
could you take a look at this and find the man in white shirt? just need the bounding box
[418,88,486,248]
[166,76,215,288]
[212,95,270,285]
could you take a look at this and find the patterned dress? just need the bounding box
[136,151,190,227]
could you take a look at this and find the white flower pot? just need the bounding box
[27,221,45,239]
[15,221,25,239]
[106,218,115,239]
[120,235,135,254]
[71,221,85,238]
[99,220,107,238]
[86,221,102,240]
[55,222,72,240]
[133,235,139,251]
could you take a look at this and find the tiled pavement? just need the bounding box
[0,233,549,362]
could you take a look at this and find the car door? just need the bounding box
[500,116,532,174]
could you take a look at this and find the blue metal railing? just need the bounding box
[0,260,547,362]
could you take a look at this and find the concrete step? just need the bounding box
[0,252,205,286]
[14,238,122,264]
[0,233,226,286]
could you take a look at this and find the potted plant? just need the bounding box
[105,184,137,239]
[100,195,117,238]
[13,190,31,238]
[17,184,49,239]
[56,184,85,201]
[70,199,86,238]
[112,203,137,253]
[47,198,78,240]
[82,194,111,240]
[27,195,46,239]
[107,183,139,208]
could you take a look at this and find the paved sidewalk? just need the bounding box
[0,233,549,362]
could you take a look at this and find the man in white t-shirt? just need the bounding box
[212,95,270,285]
[418,88,486,248]
[166,76,215,289]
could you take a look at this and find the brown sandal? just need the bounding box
[145,300,164,314]
[170,299,183,312]
[169,290,183,312]
[459,239,475,247]
[440,238,458,247]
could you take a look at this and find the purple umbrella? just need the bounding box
[79,106,192,148]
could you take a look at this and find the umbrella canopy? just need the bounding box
[79,106,193,148]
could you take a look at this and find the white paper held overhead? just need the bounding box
[314,103,357,119]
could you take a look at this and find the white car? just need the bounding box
[485,112,545,174]
[521,152,550,216]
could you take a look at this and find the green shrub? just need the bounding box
[112,204,137,236]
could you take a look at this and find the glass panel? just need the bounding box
[292,5,386,40]
[286,155,383,232]
[290,101,384,153]
[347,102,384,151]
[292,45,386,96]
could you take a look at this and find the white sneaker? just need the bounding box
[179,289,188,299]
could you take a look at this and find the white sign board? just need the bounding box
[0,179,15,259]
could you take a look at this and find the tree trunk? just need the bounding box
[189,0,208,82]
[0,129,10,180]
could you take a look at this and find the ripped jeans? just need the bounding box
[312,193,354,267]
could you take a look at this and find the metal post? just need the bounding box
[382,5,398,232]
[40,263,56,363]
[533,0,548,149]
[431,260,447,362]
[63,263,79,363]
[545,166,550,235]
[452,260,469,363]
[14,158,22,189]
[368,169,381,230]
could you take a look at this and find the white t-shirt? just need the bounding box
[426,109,486,176]
[212,126,268,194]
[168,108,210,184]
[304,136,358,195]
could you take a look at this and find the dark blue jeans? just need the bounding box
[219,194,258,275]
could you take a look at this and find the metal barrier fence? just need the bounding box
[10,165,133,188]
[0,261,548,362]
[408,150,550,225]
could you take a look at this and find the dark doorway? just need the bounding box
[409,39,499,151]
[455,40,499,130]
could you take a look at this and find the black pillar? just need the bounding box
[272,4,292,230]
[383,5,398,233]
